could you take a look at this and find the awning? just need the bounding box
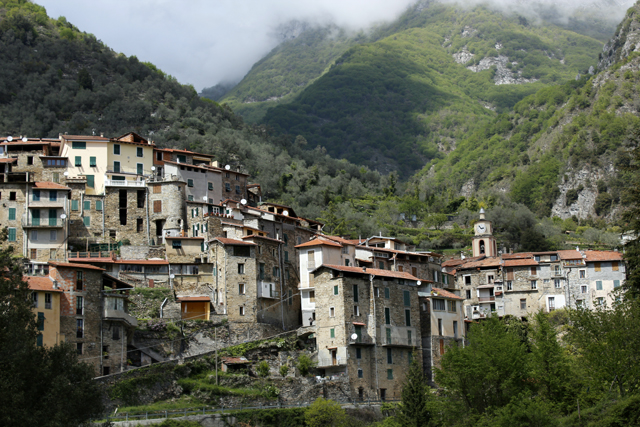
[352,322,366,326]
[177,296,211,302]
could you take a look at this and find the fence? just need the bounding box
[92,398,400,424]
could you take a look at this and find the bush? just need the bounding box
[296,354,315,377]
[279,364,289,377]
[257,361,270,378]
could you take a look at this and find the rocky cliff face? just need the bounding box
[599,4,640,69]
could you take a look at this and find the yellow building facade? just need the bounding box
[27,276,63,347]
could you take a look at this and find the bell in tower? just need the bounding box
[472,208,497,257]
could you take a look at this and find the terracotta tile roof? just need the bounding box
[321,264,419,281]
[501,252,533,260]
[429,287,463,300]
[210,237,256,246]
[25,276,63,292]
[33,182,71,190]
[557,250,583,260]
[164,160,217,172]
[242,235,283,243]
[459,257,501,269]
[503,259,539,267]
[322,235,357,245]
[49,261,105,271]
[165,236,204,240]
[442,259,467,267]
[0,158,17,163]
[221,356,249,364]
[61,135,110,141]
[177,296,211,302]
[68,257,115,264]
[114,260,169,265]
[295,239,342,249]
[584,250,623,262]
[155,148,214,157]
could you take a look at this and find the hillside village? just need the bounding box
[6,131,626,403]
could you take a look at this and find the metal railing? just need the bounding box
[68,251,115,259]
[317,357,347,367]
[22,217,64,227]
[478,296,495,302]
[104,178,146,187]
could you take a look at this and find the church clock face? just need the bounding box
[476,223,486,234]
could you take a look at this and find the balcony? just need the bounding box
[29,199,65,208]
[317,357,347,367]
[258,280,279,299]
[381,336,415,347]
[348,334,375,346]
[104,179,146,187]
[22,217,64,228]
[103,308,138,328]
[478,296,495,302]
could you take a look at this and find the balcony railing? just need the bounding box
[381,336,415,347]
[317,357,347,367]
[348,334,375,346]
[22,217,64,228]
[104,308,138,328]
[104,179,146,187]
[68,251,116,259]
[478,296,495,302]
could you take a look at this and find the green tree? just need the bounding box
[296,354,315,377]
[0,237,103,426]
[435,316,530,415]
[305,398,347,427]
[623,127,640,296]
[397,355,431,427]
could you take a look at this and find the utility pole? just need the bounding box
[215,327,218,385]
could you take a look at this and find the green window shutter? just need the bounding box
[83,216,90,226]
[387,369,393,380]
[177,155,186,163]
[614,280,621,288]
[83,201,90,211]
[384,287,390,299]
[403,290,410,306]
[284,251,289,262]
[113,162,120,173]
[31,209,40,226]
[36,333,43,347]
[8,228,16,241]
[49,190,57,201]
[405,309,411,327]
[137,164,143,175]
[96,201,103,211]
[284,233,288,244]
[74,156,82,167]
[37,312,45,331]
[86,175,94,188]
[385,307,390,325]
[188,179,194,187]
[33,190,40,201]
[71,200,79,211]
[49,209,56,226]
[334,285,339,295]
[596,281,603,290]
[89,157,96,167]
[72,141,86,149]
[208,182,213,190]
[330,328,335,338]
[8,208,15,220]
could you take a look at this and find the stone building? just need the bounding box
[148,179,187,244]
[583,250,625,307]
[24,182,70,263]
[310,264,422,401]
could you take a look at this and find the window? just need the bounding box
[187,179,194,187]
[379,261,384,269]
[47,190,56,202]
[330,328,335,338]
[72,141,86,149]
[594,262,601,272]
[76,343,83,355]
[9,191,16,201]
[330,307,335,317]
[374,287,380,298]
[405,309,411,326]
[76,319,84,338]
[548,296,556,311]
[466,289,471,299]
[273,266,280,277]
[453,321,458,339]
[37,312,45,330]
[354,305,360,316]
[614,280,621,288]
[581,285,587,293]
[8,207,15,220]
[387,348,393,364]
[232,246,250,257]
[235,174,240,181]
[76,271,83,290]
[89,156,96,167]
[438,318,443,336]
[596,281,603,291]
[36,334,43,347]
[113,325,120,340]
[52,173,59,183]
[531,266,537,275]
[554,279,562,288]
[75,156,82,167]
[576,299,584,308]
[612,261,619,271]
[433,299,445,311]
[408,351,413,365]
[237,263,245,274]
[83,216,90,226]
[177,154,186,163]
[288,290,293,306]
[239,306,245,316]
[86,175,94,188]
[403,290,410,306]
[136,218,143,232]
[96,200,103,211]
[136,147,143,157]
[284,251,289,262]
[225,183,231,192]
[44,293,51,309]
[235,185,241,194]
[33,190,40,201]
[76,296,83,315]
[464,275,471,285]
[384,307,390,324]
[447,300,457,312]
[358,369,363,378]
[30,248,37,258]
[137,163,143,175]
[83,200,91,211]
[580,270,586,278]
[531,280,537,290]
[27,156,33,165]
[113,144,120,155]
[384,287,390,299]
[113,161,120,173]
[356,348,362,359]
[487,275,494,284]
[208,182,213,190]
[520,299,526,310]
[188,195,194,202]
[334,285,339,295]
[8,228,16,242]
[239,283,245,294]
[353,284,359,302]
[506,281,513,291]
[32,292,38,308]
[387,369,393,380]
[596,297,605,305]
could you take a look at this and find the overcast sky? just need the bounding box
[34,0,634,91]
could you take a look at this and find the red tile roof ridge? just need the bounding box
[49,261,105,271]
[430,287,463,300]
[295,239,342,248]
[321,264,419,281]
[583,250,623,262]
[25,276,63,292]
[557,250,583,260]
[210,237,256,245]
[503,259,539,267]
[33,181,71,190]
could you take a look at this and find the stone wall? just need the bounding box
[104,187,150,246]
[0,183,26,255]
[121,245,166,260]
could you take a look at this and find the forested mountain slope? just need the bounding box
[256,2,605,176]
[412,2,640,220]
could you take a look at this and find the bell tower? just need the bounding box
[472,208,497,257]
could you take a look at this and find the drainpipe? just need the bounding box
[102,194,105,241]
[24,182,29,259]
[369,273,379,399]
[160,297,168,318]
[145,187,150,244]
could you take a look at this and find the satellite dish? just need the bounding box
[22,137,27,142]
[417,280,422,286]
[282,210,289,216]
[240,199,247,205]
[224,164,231,170]
[60,214,67,219]
[63,171,69,176]
[151,166,156,171]
[203,196,208,201]
[170,274,175,279]
[351,333,358,340]
[6,136,12,142]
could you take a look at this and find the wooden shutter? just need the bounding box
[153,200,162,213]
